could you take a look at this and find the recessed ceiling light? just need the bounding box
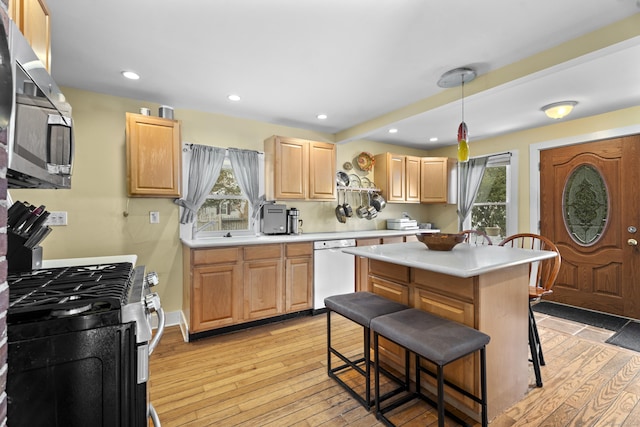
[121,71,140,80]
[228,94,241,102]
[317,114,327,120]
[429,137,438,142]
[388,128,398,134]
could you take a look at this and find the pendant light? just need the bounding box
[437,67,477,163]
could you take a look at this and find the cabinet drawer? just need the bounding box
[285,242,313,258]
[412,269,475,302]
[370,260,410,283]
[193,247,240,266]
[244,244,283,261]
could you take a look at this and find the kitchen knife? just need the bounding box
[24,226,52,249]
[8,202,30,229]
[19,205,46,236]
[25,211,50,236]
[11,204,35,232]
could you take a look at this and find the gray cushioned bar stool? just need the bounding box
[371,308,490,427]
[325,292,409,409]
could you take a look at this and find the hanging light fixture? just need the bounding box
[541,101,577,119]
[437,67,477,163]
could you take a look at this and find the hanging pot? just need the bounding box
[365,192,378,220]
[356,191,368,218]
[371,191,386,211]
[335,191,347,223]
[343,190,353,217]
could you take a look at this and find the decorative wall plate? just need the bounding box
[343,161,353,170]
[356,152,375,171]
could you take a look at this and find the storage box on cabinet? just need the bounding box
[264,136,336,200]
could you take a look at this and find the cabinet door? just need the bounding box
[355,238,381,292]
[370,276,409,370]
[387,154,406,202]
[308,141,336,200]
[286,257,313,312]
[244,259,284,320]
[192,264,242,332]
[126,113,182,197]
[12,0,51,72]
[420,157,450,203]
[274,137,308,199]
[413,287,476,407]
[405,156,421,203]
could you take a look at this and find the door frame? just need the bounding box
[529,123,640,233]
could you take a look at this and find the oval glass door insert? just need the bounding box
[563,164,608,245]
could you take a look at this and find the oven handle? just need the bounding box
[149,306,165,355]
[149,403,161,427]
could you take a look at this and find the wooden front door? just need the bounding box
[540,134,640,319]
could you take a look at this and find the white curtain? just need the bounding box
[175,145,226,224]
[228,148,265,231]
[457,157,488,231]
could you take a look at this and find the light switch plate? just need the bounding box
[150,211,160,224]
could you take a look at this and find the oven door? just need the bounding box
[8,322,138,427]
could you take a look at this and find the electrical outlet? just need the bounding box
[150,211,160,224]
[46,211,68,226]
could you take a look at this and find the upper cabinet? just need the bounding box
[374,153,421,203]
[9,0,51,72]
[264,136,336,200]
[125,113,182,198]
[420,157,455,203]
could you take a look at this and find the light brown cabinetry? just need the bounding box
[285,243,313,312]
[264,136,336,200]
[9,0,51,71]
[183,242,313,336]
[243,245,283,320]
[374,153,420,203]
[125,113,182,197]
[420,157,455,203]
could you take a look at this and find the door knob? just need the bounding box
[628,238,638,246]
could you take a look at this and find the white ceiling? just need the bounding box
[46,0,640,150]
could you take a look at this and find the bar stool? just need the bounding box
[324,292,409,409]
[371,308,490,427]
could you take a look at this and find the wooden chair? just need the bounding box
[499,233,561,387]
[462,229,493,245]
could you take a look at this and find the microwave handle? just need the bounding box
[46,114,74,176]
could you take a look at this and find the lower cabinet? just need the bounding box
[184,243,313,334]
[367,260,481,415]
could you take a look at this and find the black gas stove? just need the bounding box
[6,261,163,427]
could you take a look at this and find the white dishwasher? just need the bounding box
[313,239,356,310]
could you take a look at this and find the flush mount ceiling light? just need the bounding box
[121,71,140,80]
[437,67,476,163]
[542,101,577,119]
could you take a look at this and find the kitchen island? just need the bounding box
[342,241,558,421]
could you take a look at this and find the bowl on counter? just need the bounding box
[416,232,465,251]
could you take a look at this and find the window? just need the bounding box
[464,152,517,240]
[182,148,265,239]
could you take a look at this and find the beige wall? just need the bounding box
[10,87,639,313]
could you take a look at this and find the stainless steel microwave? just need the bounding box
[5,13,74,189]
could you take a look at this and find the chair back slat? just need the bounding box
[498,233,561,293]
[462,229,493,245]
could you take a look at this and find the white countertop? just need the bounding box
[181,229,440,248]
[342,242,557,278]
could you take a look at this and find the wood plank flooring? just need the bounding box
[149,313,640,426]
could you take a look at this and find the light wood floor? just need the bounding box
[149,312,640,426]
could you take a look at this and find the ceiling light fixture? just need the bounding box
[228,94,241,101]
[121,71,140,80]
[437,67,476,163]
[429,137,438,142]
[316,114,327,120]
[541,101,577,119]
[388,128,398,134]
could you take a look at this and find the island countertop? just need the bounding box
[343,241,557,278]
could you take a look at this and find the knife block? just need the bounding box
[8,231,43,273]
